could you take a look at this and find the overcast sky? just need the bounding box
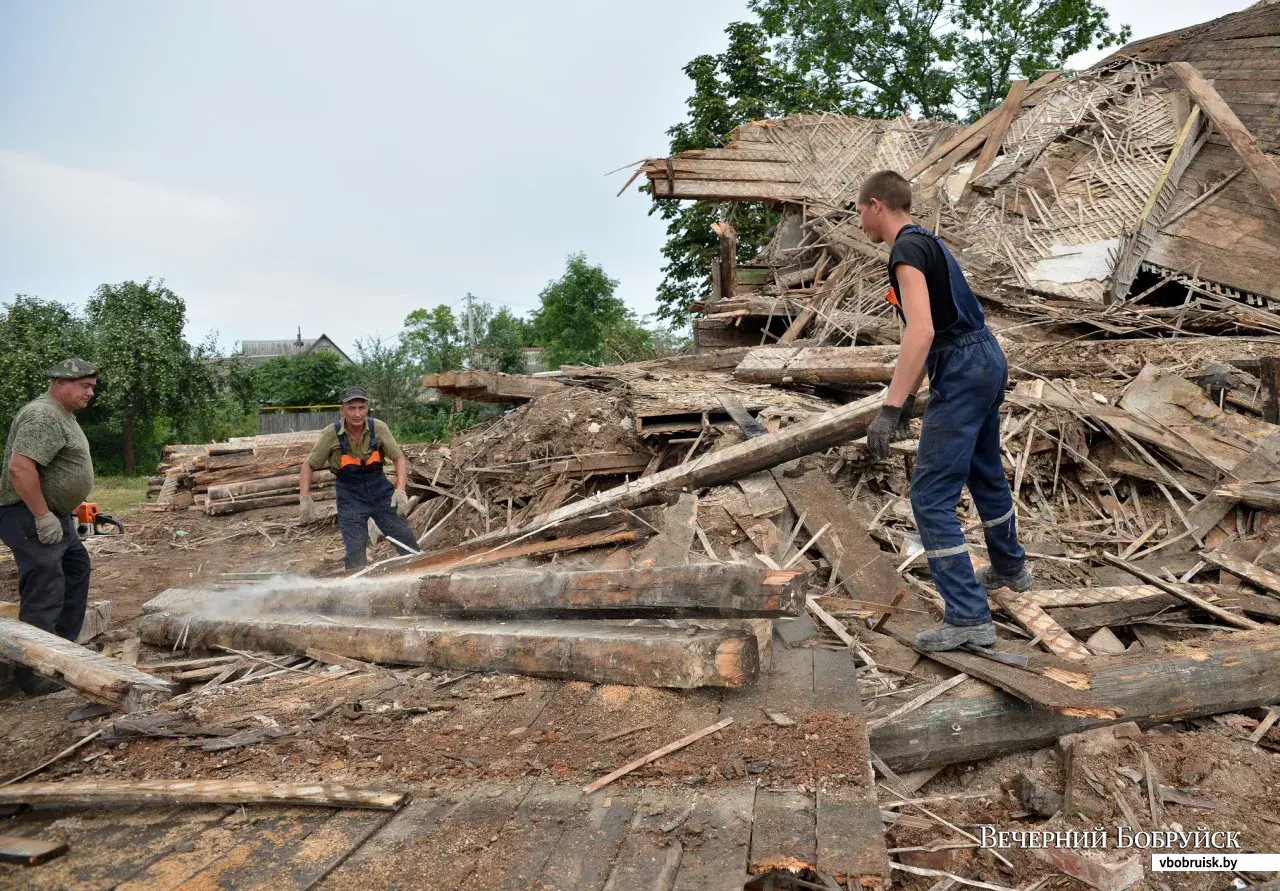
[0,0,1252,355]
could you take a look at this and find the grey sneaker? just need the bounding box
[976,564,1033,593]
[915,621,997,652]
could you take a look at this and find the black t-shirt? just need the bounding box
[888,227,959,333]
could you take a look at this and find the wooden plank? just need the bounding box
[713,220,738,302]
[1000,596,1092,661]
[870,631,1280,770]
[960,79,1029,200]
[0,600,111,644]
[671,786,756,891]
[767,645,817,716]
[737,473,789,519]
[532,788,641,891]
[419,370,565,404]
[634,493,700,567]
[468,781,582,889]
[139,613,759,689]
[321,790,474,889]
[0,835,68,866]
[245,563,806,620]
[1202,550,1280,598]
[0,779,409,810]
[452,391,889,557]
[1020,586,1167,608]
[1046,595,1181,633]
[1170,62,1280,212]
[882,627,1122,719]
[583,719,734,794]
[166,809,339,889]
[813,646,864,715]
[0,617,176,713]
[817,786,891,887]
[749,789,817,875]
[601,787,692,891]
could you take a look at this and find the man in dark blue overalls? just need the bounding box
[299,387,419,570]
[856,170,1031,651]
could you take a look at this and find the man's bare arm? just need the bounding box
[299,463,314,497]
[8,454,50,517]
[886,265,934,407]
[394,456,407,492]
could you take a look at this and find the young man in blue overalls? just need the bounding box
[856,170,1031,652]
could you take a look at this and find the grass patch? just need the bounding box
[88,475,150,517]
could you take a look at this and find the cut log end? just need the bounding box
[714,636,760,687]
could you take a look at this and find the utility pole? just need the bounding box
[464,292,474,369]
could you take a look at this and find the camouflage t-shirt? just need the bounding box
[0,395,95,515]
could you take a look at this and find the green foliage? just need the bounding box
[477,307,529,375]
[531,254,640,368]
[0,296,92,438]
[403,305,467,374]
[256,351,355,408]
[352,335,421,431]
[653,0,1130,322]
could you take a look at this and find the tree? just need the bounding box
[477,307,529,375]
[530,254,638,368]
[352,335,420,430]
[0,296,92,442]
[84,279,194,473]
[402,305,467,374]
[652,0,1130,322]
[256,350,354,408]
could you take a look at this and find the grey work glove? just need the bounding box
[866,404,905,460]
[391,489,410,517]
[299,494,318,524]
[34,512,64,545]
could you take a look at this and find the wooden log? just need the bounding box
[432,391,888,559]
[244,563,807,619]
[0,618,176,712]
[0,779,408,810]
[1169,62,1280,212]
[419,370,565,404]
[870,630,1280,770]
[207,470,333,501]
[0,600,111,644]
[137,613,759,689]
[205,489,334,517]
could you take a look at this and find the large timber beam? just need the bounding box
[137,613,759,688]
[0,618,176,712]
[148,564,806,620]
[871,630,1280,770]
[1169,62,1280,213]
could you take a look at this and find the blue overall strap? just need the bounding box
[334,420,347,455]
[368,418,378,455]
[896,224,986,337]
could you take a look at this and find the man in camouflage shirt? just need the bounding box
[0,359,98,696]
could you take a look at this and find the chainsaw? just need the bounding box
[75,503,124,538]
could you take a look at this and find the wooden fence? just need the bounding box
[257,408,342,435]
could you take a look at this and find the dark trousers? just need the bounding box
[910,329,1025,626]
[0,503,91,686]
[335,473,418,570]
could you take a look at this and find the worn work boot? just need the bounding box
[915,621,997,652]
[976,563,1034,593]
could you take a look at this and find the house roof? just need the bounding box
[240,333,352,365]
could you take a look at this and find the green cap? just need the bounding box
[339,386,369,403]
[47,358,99,380]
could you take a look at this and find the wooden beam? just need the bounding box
[711,220,738,303]
[235,563,807,620]
[1181,429,1280,545]
[0,779,408,810]
[0,601,111,645]
[0,618,175,713]
[1169,62,1280,213]
[959,79,1029,201]
[419,370,565,404]
[1200,550,1280,599]
[871,630,1280,770]
[999,595,1092,661]
[1110,106,1206,301]
[137,613,759,689]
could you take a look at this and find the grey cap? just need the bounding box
[339,386,369,403]
[47,358,99,380]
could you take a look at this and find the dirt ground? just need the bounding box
[2,503,1280,890]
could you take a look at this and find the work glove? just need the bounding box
[34,512,64,545]
[299,494,317,524]
[866,404,904,461]
[391,489,410,517]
